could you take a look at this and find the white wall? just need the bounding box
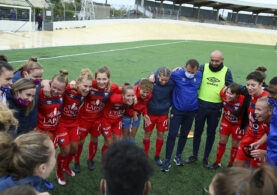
[0,20,34,32]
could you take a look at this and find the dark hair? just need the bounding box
[186,59,199,69]
[246,71,265,84]
[122,84,134,95]
[211,165,277,195]
[227,83,241,95]
[0,55,8,62]
[0,55,13,75]
[269,77,277,85]
[95,66,110,79]
[102,142,153,195]
[255,66,267,82]
[0,185,38,195]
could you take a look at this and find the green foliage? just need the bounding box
[49,0,80,21]
[2,40,277,195]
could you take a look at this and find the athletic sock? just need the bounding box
[57,153,67,173]
[229,146,238,165]
[65,153,74,169]
[143,138,150,156]
[216,143,226,164]
[155,138,164,157]
[74,145,83,163]
[88,141,98,161]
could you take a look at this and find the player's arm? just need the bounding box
[250,134,268,150]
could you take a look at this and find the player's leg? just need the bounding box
[162,107,182,172]
[129,115,141,143]
[56,124,70,185]
[175,110,196,166]
[63,125,79,177]
[143,115,156,156]
[121,115,132,140]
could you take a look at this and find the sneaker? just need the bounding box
[209,162,221,170]
[174,155,184,166]
[73,163,80,173]
[87,160,95,171]
[56,171,66,185]
[161,159,171,172]
[185,155,198,164]
[44,178,54,190]
[154,156,163,166]
[64,167,75,177]
[203,158,210,169]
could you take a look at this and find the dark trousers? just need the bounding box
[193,100,222,159]
[165,106,196,160]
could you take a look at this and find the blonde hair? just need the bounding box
[14,57,42,74]
[257,97,273,111]
[52,69,69,86]
[138,78,154,93]
[0,101,18,132]
[11,78,36,116]
[77,68,93,82]
[211,165,277,195]
[0,131,52,179]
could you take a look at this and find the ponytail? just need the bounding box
[52,69,69,86]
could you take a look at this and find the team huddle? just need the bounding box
[0,49,277,194]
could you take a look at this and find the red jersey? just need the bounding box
[220,88,245,125]
[125,85,152,117]
[59,84,84,124]
[247,91,269,139]
[37,88,62,131]
[80,80,119,121]
[103,93,128,120]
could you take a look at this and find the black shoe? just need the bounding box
[185,155,198,164]
[227,164,233,168]
[209,162,221,170]
[87,160,95,171]
[73,163,80,173]
[203,158,210,169]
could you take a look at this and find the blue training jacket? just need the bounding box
[267,107,277,167]
[0,175,44,192]
[147,71,175,116]
[171,68,202,111]
[8,71,40,136]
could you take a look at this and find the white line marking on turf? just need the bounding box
[9,41,189,63]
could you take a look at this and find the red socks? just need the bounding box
[143,138,150,156]
[216,143,226,164]
[229,146,238,165]
[88,141,98,161]
[57,153,67,173]
[65,153,74,169]
[74,145,83,163]
[155,138,164,157]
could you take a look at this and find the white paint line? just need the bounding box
[9,40,189,63]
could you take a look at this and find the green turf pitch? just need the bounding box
[2,40,277,195]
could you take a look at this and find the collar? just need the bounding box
[209,63,224,72]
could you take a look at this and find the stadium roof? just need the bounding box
[156,0,277,14]
[0,0,49,8]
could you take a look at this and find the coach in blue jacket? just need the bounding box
[162,59,202,172]
[186,50,233,168]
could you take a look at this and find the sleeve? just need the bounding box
[194,71,203,89]
[110,93,123,104]
[225,68,233,86]
[170,69,182,82]
[199,64,205,73]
